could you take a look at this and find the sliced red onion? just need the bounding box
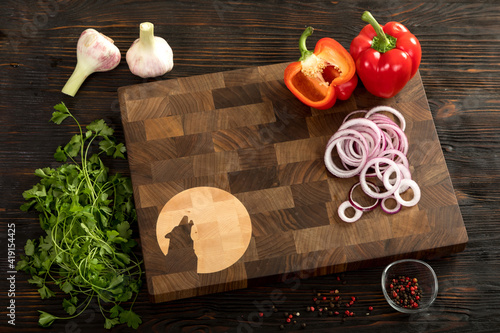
[378,149,409,170]
[393,179,421,207]
[325,106,419,219]
[337,118,383,159]
[366,113,399,128]
[325,134,368,178]
[377,123,408,155]
[365,105,406,132]
[342,110,367,123]
[360,158,401,199]
[349,181,380,212]
[384,163,412,192]
[373,151,410,185]
[338,200,363,223]
[381,195,402,214]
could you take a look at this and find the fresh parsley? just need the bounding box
[16,102,143,329]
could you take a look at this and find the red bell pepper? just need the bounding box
[350,11,422,98]
[336,74,358,101]
[284,27,356,110]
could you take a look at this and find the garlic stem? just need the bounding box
[61,62,94,97]
[139,22,155,47]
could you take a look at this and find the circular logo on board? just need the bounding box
[156,187,252,274]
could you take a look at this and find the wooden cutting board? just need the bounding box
[118,62,468,303]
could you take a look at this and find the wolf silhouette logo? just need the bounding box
[156,187,252,274]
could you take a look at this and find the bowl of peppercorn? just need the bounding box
[381,259,438,313]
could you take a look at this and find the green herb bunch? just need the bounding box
[16,102,143,329]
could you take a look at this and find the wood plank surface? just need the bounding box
[1,0,500,332]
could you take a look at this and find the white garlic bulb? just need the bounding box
[62,29,121,96]
[126,22,173,78]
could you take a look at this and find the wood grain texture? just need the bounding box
[2,0,500,332]
[119,63,467,303]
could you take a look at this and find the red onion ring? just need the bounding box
[381,195,402,214]
[393,179,421,207]
[325,130,368,178]
[338,201,363,223]
[342,110,367,123]
[349,181,380,212]
[384,163,412,192]
[360,157,401,199]
[365,105,406,132]
[337,118,383,159]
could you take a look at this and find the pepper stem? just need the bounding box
[361,11,396,53]
[298,26,314,61]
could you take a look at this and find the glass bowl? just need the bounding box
[381,259,438,313]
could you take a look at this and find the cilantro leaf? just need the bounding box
[108,275,124,289]
[28,275,44,287]
[38,285,56,299]
[87,119,114,136]
[24,239,35,256]
[15,258,29,271]
[110,304,124,318]
[104,317,120,329]
[116,221,132,238]
[50,103,70,124]
[62,298,76,315]
[61,281,73,293]
[113,142,126,159]
[119,310,142,329]
[38,311,58,327]
[54,146,67,162]
[64,134,82,158]
[53,102,70,114]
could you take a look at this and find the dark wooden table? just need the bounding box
[1,1,499,332]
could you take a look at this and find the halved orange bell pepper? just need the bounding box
[284,26,356,110]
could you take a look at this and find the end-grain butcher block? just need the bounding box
[118,62,467,303]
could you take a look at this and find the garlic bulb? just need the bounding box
[62,29,121,97]
[126,22,174,78]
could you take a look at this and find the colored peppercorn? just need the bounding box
[388,275,423,309]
